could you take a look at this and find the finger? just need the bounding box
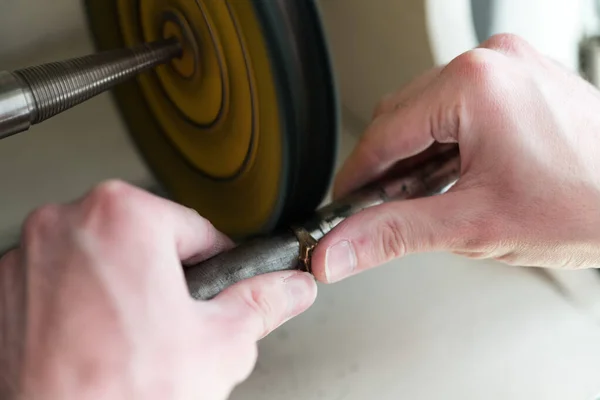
[311,188,490,283]
[0,247,19,264]
[0,249,26,309]
[71,180,234,263]
[174,210,235,266]
[372,142,458,184]
[372,66,443,119]
[334,95,439,199]
[334,68,460,199]
[0,248,25,376]
[209,271,317,340]
[0,249,21,277]
[333,47,506,199]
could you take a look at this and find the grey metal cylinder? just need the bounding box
[0,38,181,140]
[186,232,302,301]
[186,148,461,301]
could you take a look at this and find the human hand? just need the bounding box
[0,181,317,400]
[311,33,600,283]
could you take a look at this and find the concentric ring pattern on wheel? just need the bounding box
[84,0,339,238]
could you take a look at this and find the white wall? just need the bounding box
[0,0,88,59]
[489,0,585,71]
[319,0,595,132]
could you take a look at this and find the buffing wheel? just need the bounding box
[83,0,339,238]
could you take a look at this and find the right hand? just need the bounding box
[312,34,600,284]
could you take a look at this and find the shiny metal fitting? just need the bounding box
[0,71,33,139]
[0,38,181,140]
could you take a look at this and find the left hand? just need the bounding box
[0,180,317,400]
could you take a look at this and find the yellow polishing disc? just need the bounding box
[84,0,339,238]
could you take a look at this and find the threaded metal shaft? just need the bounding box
[13,38,181,125]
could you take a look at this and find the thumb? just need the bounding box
[311,189,487,283]
[210,271,317,339]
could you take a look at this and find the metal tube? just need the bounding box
[186,148,461,300]
[0,39,181,140]
[185,232,301,300]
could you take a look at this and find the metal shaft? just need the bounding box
[185,147,461,300]
[0,38,181,140]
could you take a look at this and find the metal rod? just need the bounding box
[185,147,461,300]
[0,38,182,140]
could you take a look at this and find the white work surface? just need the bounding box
[1,16,600,400]
[233,257,600,400]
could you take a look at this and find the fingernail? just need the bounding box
[325,240,357,283]
[284,273,316,317]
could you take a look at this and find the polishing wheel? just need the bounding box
[84,0,339,238]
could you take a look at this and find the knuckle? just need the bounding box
[0,249,18,265]
[239,288,277,335]
[62,180,144,236]
[372,216,409,263]
[373,93,395,117]
[494,251,521,266]
[445,48,500,83]
[81,179,137,222]
[199,217,217,241]
[88,179,133,208]
[22,204,61,243]
[357,117,394,166]
[480,33,530,56]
